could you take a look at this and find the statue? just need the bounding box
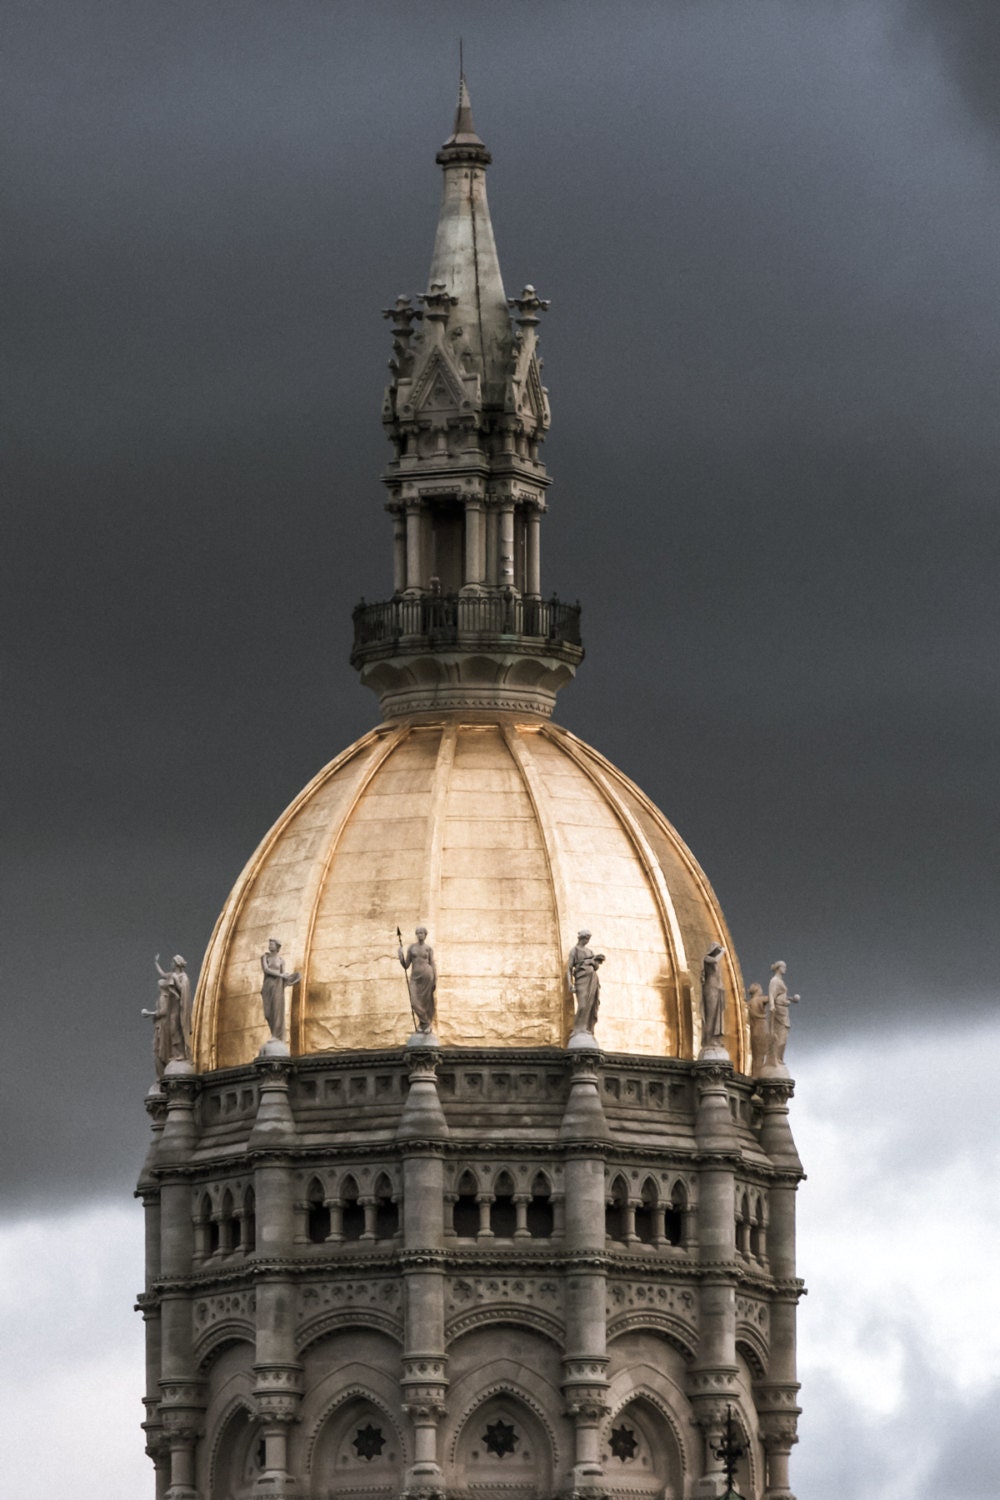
[700,943,727,1048]
[398,926,437,1033]
[568,930,605,1037]
[141,977,174,1080]
[149,953,190,1064]
[766,960,799,1067]
[747,982,770,1077]
[260,939,300,1043]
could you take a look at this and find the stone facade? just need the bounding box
[137,1047,803,1499]
[138,78,806,1500]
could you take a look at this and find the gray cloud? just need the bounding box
[3,0,997,1202]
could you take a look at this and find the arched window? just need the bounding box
[243,1187,256,1253]
[664,1181,686,1246]
[634,1178,657,1244]
[526,1172,554,1238]
[606,1176,628,1244]
[221,1188,236,1252]
[307,1178,331,1244]
[204,1193,220,1256]
[490,1171,517,1238]
[453,1170,479,1238]
[374,1174,399,1239]
[341,1175,365,1241]
[736,1191,752,1256]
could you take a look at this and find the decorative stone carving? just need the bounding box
[398,927,437,1033]
[568,931,604,1039]
[260,938,300,1044]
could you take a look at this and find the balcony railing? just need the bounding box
[352,592,582,654]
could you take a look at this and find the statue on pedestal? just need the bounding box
[398,926,437,1033]
[700,943,727,1049]
[260,939,300,1044]
[747,982,770,1078]
[766,960,799,1067]
[568,930,605,1037]
[142,954,190,1074]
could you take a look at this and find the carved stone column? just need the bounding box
[560,1047,610,1498]
[155,1066,204,1500]
[392,507,407,595]
[755,1079,803,1500]
[525,506,541,597]
[139,1088,168,1488]
[249,1054,303,1496]
[397,1040,450,1498]
[463,499,485,590]
[405,501,424,593]
[690,1061,740,1499]
[498,500,516,589]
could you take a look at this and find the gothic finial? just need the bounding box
[438,70,490,166]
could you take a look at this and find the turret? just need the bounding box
[352,76,582,721]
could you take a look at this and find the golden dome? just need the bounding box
[192,715,747,1070]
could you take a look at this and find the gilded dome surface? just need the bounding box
[192,716,747,1070]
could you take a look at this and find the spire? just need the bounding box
[438,72,489,161]
[355,83,581,722]
[428,73,507,392]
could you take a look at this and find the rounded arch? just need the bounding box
[445,1307,565,1349]
[298,1308,404,1356]
[735,1332,768,1381]
[195,1325,256,1372]
[606,1312,696,1362]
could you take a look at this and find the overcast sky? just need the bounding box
[3,2,998,1496]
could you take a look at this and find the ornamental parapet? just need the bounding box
[351,591,582,659]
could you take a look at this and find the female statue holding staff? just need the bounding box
[398,926,437,1033]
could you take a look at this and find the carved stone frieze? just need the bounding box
[446,1273,563,1320]
[606,1279,697,1322]
[194,1288,256,1331]
[735,1294,769,1334]
[298,1278,402,1322]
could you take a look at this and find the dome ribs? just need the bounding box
[293,723,408,1057]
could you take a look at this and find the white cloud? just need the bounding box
[792,1017,1000,1499]
[0,1203,148,1498]
[3,1019,997,1499]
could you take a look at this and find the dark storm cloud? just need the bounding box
[3,0,997,1205]
[906,0,1000,134]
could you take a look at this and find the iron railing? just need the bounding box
[352,592,582,653]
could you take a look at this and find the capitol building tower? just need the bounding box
[137,79,805,1500]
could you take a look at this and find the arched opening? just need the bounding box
[453,1170,480,1239]
[374,1174,399,1240]
[606,1176,628,1245]
[243,1187,256,1253]
[664,1181,686,1247]
[490,1171,517,1238]
[307,1178,330,1244]
[221,1188,236,1252]
[203,1192,219,1256]
[309,1393,405,1496]
[451,1392,553,1500]
[634,1179,657,1245]
[341,1175,365,1242]
[604,1396,683,1500]
[209,1401,261,1496]
[526,1173,553,1238]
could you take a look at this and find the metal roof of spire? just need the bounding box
[437,71,491,165]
